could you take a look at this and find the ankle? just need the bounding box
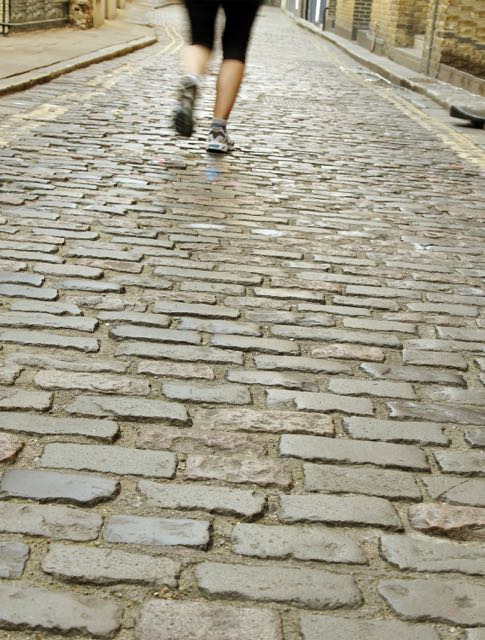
[212,117,227,130]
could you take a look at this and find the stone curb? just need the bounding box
[285,11,484,112]
[0,33,158,98]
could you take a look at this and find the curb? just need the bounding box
[0,33,157,97]
[286,11,483,112]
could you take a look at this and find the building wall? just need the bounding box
[335,0,355,38]
[334,0,372,39]
[9,0,68,29]
[440,0,485,78]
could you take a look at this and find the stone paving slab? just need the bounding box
[0,4,484,639]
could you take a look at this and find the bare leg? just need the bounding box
[182,44,212,76]
[214,59,245,121]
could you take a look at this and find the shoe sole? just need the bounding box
[206,143,234,154]
[174,107,194,138]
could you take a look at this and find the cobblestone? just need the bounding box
[196,562,362,609]
[185,454,292,488]
[0,468,119,504]
[136,600,283,640]
[104,515,210,548]
[281,434,429,470]
[139,480,266,518]
[0,541,29,579]
[380,533,485,575]
[409,503,485,540]
[66,393,189,423]
[0,432,23,462]
[378,577,485,625]
[280,493,402,529]
[299,615,440,640]
[193,407,334,436]
[304,463,421,499]
[0,582,122,636]
[232,523,366,563]
[1,4,484,636]
[0,412,118,438]
[0,502,102,540]
[39,442,177,478]
[42,543,180,586]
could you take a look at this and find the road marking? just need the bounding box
[311,38,485,170]
[0,18,184,147]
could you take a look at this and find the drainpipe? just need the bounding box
[426,0,440,76]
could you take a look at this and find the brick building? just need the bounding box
[322,0,485,91]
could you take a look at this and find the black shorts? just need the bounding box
[183,1,261,62]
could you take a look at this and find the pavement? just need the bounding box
[0,2,158,96]
[291,15,485,114]
[0,4,485,640]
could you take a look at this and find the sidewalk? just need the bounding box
[0,4,157,96]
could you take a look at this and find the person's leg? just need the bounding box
[215,1,260,119]
[181,1,218,76]
[207,1,260,152]
[174,1,218,137]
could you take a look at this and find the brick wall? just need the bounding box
[335,0,355,36]
[440,0,485,78]
[334,0,372,39]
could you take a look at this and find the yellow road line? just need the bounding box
[312,39,485,170]
[0,20,185,147]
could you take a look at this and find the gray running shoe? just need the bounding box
[206,127,235,153]
[173,75,197,138]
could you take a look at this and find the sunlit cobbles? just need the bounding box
[185,454,292,488]
[0,329,99,352]
[195,562,362,609]
[422,476,485,508]
[116,341,244,365]
[0,583,122,636]
[280,494,402,529]
[0,542,29,579]
[343,416,448,445]
[162,381,251,405]
[0,311,98,331]
[0,388,52,411]
[266,389,374,415]
[388,401,485,426]
[193,407,334,436]
[304,464,421,500]
[299,614,440,640]
[232,523,366,563]
[280,434,429,470]
[137,425,268,457]
[135,600,283,640]
[38,443,177,478]
[103,515,210,548]
[66,393,189,423]
[0,469,120,505]
[378,577,485,625]
[0,412,118,439]
[380,533,485,576]
[0,284,58,300]
[42,543,180,586]
[434,450,485,475]
[138,480,266,518]
[34,370,150,395]
[408,503,485,540]
[0,433,23,463]
[0,502,102,540]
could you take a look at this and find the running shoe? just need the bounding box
[173,75,198,138]
[206,127,235,153]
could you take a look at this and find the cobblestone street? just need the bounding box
[0,4,485,640]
